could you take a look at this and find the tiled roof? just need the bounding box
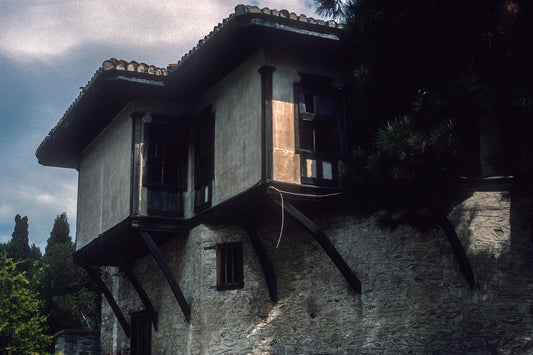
[167,4,341,72]
[37,4,341,162]
[102,58,168,76]
[36,59,167,156]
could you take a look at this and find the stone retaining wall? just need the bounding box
[100,190,533,354]
[54,329,101,355]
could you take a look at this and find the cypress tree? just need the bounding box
[7,215,30,263]
[45,212,70,255]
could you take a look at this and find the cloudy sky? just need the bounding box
[0,0,325,252]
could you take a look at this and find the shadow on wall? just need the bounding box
[441,189,533,353]
[293,192,533,353]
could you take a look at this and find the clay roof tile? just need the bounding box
[167,4,341,74]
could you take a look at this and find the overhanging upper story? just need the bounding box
[35,5,353,265]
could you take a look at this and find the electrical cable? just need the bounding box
[269,185,342,199]
[274,187,284,248]
[268,185,342,248]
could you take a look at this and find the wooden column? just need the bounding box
[130,111,144,216]
[259,65,275,182]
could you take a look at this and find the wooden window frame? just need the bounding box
[295,75,340,186]
[194,109,215,213]
[216,242,244,291]
[143,121,188,217]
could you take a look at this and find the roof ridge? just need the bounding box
[167,4,341,72]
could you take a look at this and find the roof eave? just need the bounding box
[36,69,167,168]
[165,10,346,98]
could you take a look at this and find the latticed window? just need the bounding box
[216,242,244,290]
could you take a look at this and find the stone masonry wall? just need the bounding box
[100,190,533,354]
[54,329,101,355]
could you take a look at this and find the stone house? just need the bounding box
[37,5,533,354]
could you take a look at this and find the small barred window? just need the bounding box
[216,242,244,290]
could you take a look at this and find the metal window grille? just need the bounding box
[216,242,244,290]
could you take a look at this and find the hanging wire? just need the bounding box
[270,186,342,199]
[273,186,285,248]
[268,185,342,248]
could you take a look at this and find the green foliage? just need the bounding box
[0,214,99,352]
[314,0,349,20]
[0,243,7,256]
[319,0,533,179]
[7,215,30,262]
[4,215,41,279]
[45,213,70,254]
[34,214,100,335]
[0,254,52,354]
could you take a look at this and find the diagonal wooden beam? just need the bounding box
[83,265,131,338]
[243,221,278,302]
[139,231,191,322]
[274,200,362,293]
[119,258,158,330]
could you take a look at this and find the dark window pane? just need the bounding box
[147,157,163,184]
[144,121,187,216]
[299,92,317,113]
[145,124,187,188]
[307,94,316,113]
[315,121,333,154]
[147,138,158,157]
[318,95,336,116]
[163,158,178,185]
[300,120,315,151]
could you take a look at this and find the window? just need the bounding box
[296,75,340,185]
[194,110,215,212]
[216,242,244,290]
[143,121,187,216]
[131,310,151,355]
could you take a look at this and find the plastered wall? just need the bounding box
[100,190,533,354]
[76,111,132,249]
[195,50,264,206]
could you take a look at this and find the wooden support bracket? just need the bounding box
[274,200,362,293]
[83,265,131,338]
[119,258,159,330]
[139,231,191,322]
[243,221,278,302]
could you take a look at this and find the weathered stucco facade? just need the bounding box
[36,4,533,355]
[76,110,133,249]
